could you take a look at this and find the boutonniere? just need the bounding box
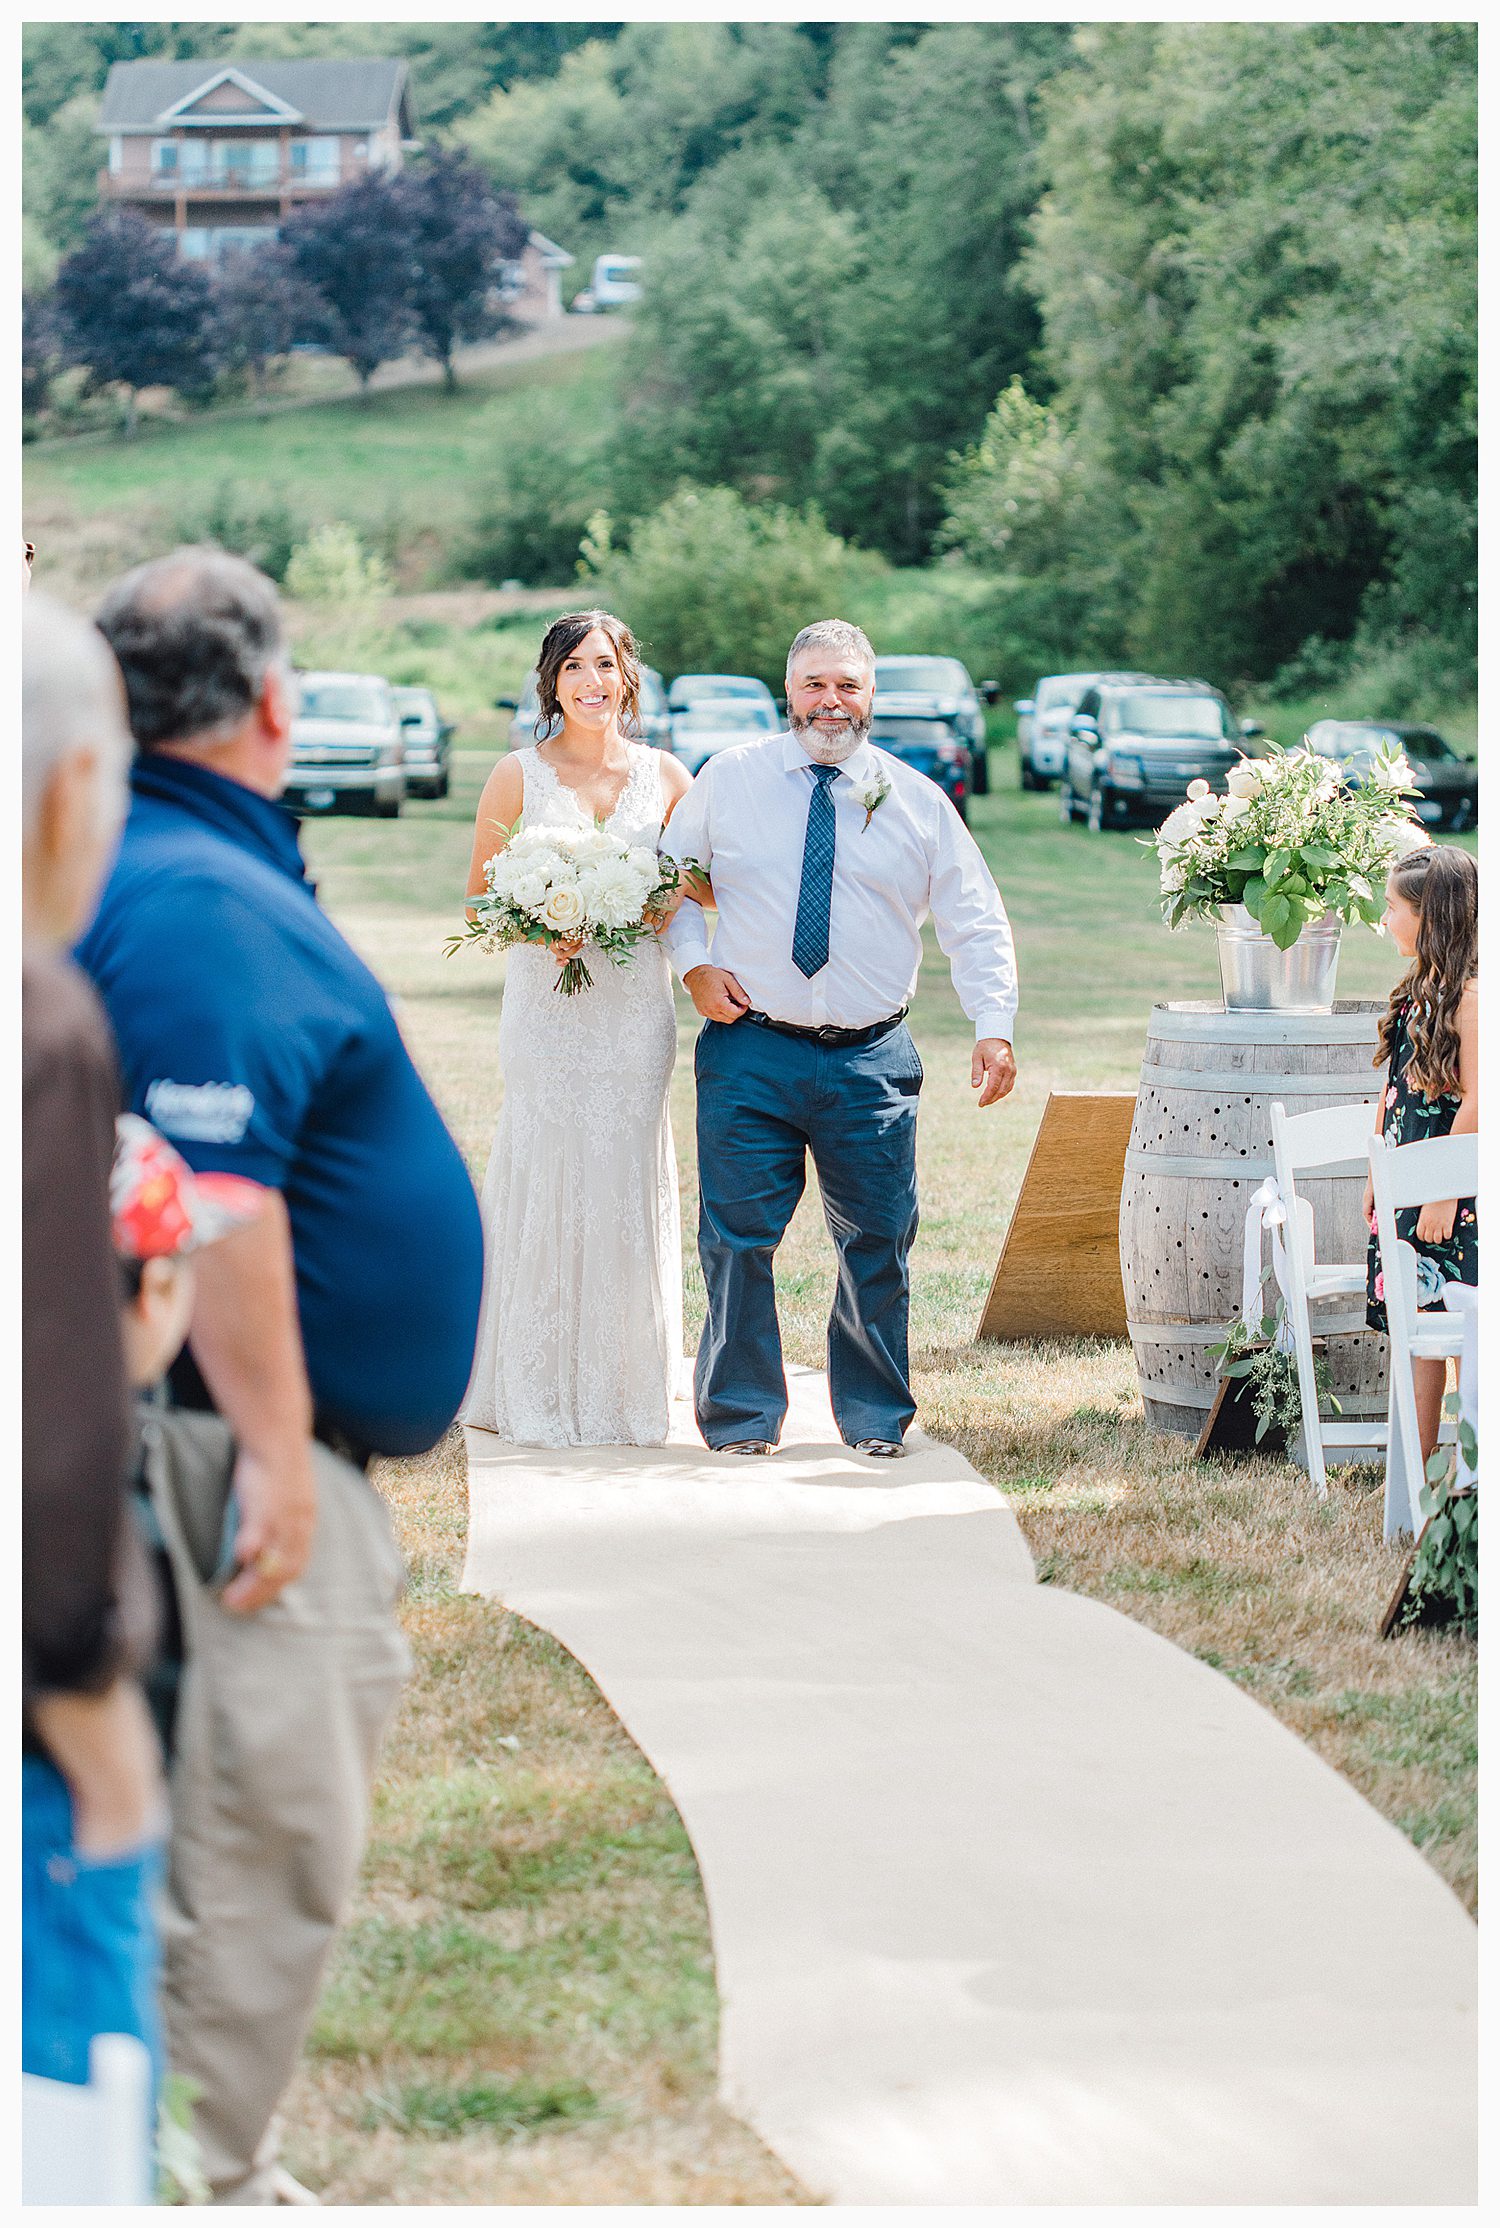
[854,772,892,831]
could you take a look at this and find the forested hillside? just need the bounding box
[23,19,1474,706]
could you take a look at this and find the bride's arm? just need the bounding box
[465,755,526,917]
[653,755,712,922]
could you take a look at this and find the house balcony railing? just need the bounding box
[99,167,343,200]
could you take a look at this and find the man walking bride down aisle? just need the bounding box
[661,618,1018,1458]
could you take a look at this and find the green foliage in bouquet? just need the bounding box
[1151,740,1427,950]
[1208,1308,1338,1446]
[1397,1405,1479,1636]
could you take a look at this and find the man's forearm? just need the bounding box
[187,1192,313,1454]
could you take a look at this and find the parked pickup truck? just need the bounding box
[284,671,405,818]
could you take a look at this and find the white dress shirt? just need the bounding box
[660,732,1018,1040]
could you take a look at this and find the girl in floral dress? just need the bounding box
[1363,846,1479,1466]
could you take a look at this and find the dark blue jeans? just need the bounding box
[694,1016,922,1447]
[21,1755,163,2110]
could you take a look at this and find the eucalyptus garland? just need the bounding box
[1209,1309,1337,1446]
[1395,1417,1479,1636]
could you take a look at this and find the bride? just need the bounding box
[462,609,694,1446]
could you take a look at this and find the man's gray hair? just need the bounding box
[22,593,132,842]
[95,546,288,751]
[786,619,875,688]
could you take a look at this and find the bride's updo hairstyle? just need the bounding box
[533,609,642,740]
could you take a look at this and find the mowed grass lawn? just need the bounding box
[22,342,618,606]
[261,743,1476,2202]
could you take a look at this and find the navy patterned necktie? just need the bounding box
[792,764,840,978]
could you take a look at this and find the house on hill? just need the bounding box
[93,54,573,323]
[95,56,417,264]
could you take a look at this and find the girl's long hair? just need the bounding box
[1375,846,1478,1097]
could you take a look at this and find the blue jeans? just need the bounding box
[694,1016,922,1447]
[21,1754,164,2109]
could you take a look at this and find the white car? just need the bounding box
[589,254,641,308]
[667,672,778,716]
[669,696,780,775]
[285,671,405,818]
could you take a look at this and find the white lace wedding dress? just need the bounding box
[464,742,683,1446]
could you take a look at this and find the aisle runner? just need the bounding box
[463,1366,1475,2205]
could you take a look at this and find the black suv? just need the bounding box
[1304,720,1476,832]
[1060,678,1253,831]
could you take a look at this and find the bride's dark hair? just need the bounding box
[533,609,642,740]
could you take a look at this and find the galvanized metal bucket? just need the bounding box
[1215,905,1343,1013]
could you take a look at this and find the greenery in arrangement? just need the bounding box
[1152,743,1429,949]
[1396,1410,1479,1636]
[1209,1310,1337,1446]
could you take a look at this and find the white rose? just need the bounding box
[1226,764,1262,798]
[1221,793,1253,822]
[1193,794,1221,820]
[511,870,550,910]
[541,884,587,933]
[1186,778,1211,801]
[1157,802,1199,845]
[1382,818,1432,860]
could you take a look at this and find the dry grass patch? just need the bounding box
[908,1337,1477,1914]
[278,1425,808,2203]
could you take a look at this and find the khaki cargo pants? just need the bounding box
[142,1410,411,2204]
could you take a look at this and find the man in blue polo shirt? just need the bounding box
[77,546,483,2203]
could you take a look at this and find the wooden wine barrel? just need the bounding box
[1119,1001,1389,1438]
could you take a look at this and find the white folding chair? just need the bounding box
[1268,1098,1385,1496]
[21,2031,154,2205]
[1369,1130,1478,1539]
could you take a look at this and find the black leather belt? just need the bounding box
[740,1007,908,1049]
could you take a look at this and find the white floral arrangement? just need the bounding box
[1152,740,1430,951]
[446,820,701,994]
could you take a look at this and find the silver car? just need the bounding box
[391,685,454,800]
[500,665,672,750]
[285,671,405,818]
[669,696,781,775]
[1014,671,1152,789]
[667,672,778,716]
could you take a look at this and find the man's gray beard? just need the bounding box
[789,709,871,765]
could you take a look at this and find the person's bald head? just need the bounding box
[22,594,133,944]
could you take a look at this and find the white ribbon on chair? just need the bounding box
[1242,1178,1295,1350]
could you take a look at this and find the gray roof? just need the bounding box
[98,58,411,134]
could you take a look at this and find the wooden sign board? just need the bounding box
[976,1091,1135,1343]
[1193,1369,1290,1461]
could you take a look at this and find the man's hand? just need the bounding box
[186,1194,318,1615]
[30,1682,165,1858]
[972,1037,1017,1108]
[219,1440,318,1615]
[685,964,751,1023]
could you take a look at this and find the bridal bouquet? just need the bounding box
[1151,741,1429,950]
[446,821,699,994]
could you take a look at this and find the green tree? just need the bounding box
[608,153,859,523]
[456,389,612,586]
[1023,22,1476,690]
[22,94,112,265]
[583,486,872,688]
